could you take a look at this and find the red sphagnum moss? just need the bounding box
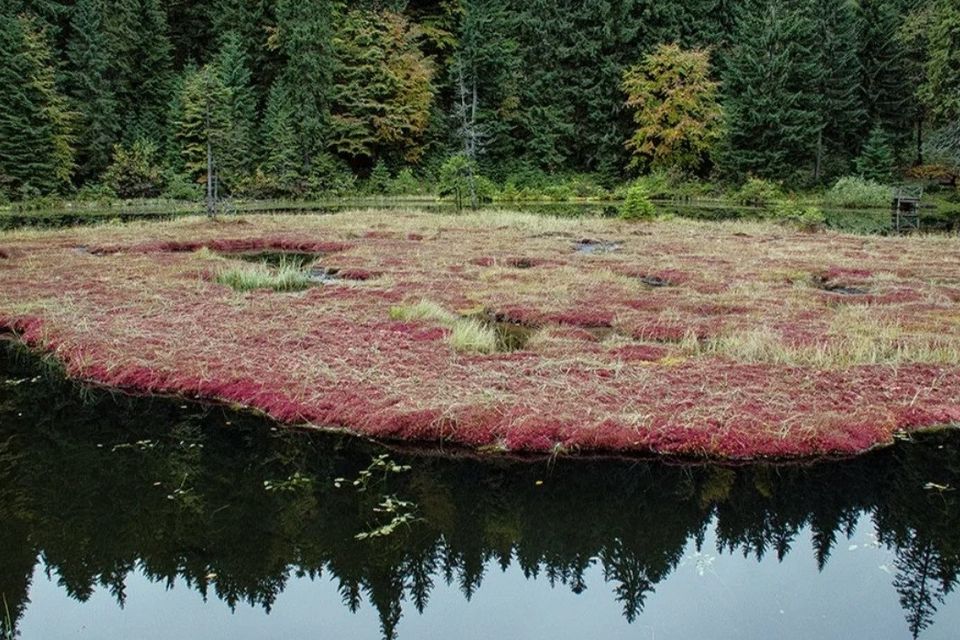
[2,210,959,459]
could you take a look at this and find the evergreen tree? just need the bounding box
[65,0,119,181]
[175,64,231,190]
[804,0,865,180]
[102,0,173,145]
[858,0,912,153]
[213,31,257,187]
[856,124,894,182]
[260,83,300,195]
[210,0,278,100]
[721,0,819,181]
[274,0,335,179]
[921,0,960,125]
[450,0,519,175]
[0,8,74,197]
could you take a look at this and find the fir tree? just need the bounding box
[858,0,912,153]
[0,9,74,197]
[804,0,865,180]
[856,125,894,182]
[103,0,173,145]
[65,0,119,181]
[213,31,257,188]
[721,0,819,181]
[260,83,300,195]
[175,64,231,187]
[274,0,335,178]
[921,0,960,125]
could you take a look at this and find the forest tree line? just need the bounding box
[0,0,958,202]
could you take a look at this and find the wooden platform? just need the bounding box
[892,186,922,233]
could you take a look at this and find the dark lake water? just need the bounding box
[2,199,958,235]
[2,343,960,639]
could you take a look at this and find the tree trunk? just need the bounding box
[205,105,214,218]
[814,129,823,182]
[915,114,924,167]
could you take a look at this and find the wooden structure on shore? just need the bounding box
[892,186,922,233]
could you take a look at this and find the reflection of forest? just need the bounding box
[1,345,959,640]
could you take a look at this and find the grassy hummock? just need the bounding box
[216,257,315,292]
[1,209,959,459]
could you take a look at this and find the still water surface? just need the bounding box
[1,345,959,639]
[2,199,958,235]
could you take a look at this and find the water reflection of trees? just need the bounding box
[1,349,959,640]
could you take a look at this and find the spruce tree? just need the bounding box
[921,0,960,125]
[274,0,335,179]
[858,0,912,152]
[0,9,74,198]
[260,83,300,195]
[213,31,257,188]
[856,125,894,182]
[804,0,865,180]
[103,0,173,146]
[721,0,819,181]
[175,64,231,187]
[65,0,119,181]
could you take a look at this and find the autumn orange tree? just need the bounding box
[622,43,722,175]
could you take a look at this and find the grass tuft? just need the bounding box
[216,258,313,292]
[449,318,498,353]
[389,299,458,324]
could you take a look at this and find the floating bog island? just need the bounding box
[1,210,959,459]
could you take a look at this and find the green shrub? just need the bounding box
[567,174,609,198]
[823,176,890,209]
[439,153,497,209]
[542,184,574,201]
[772,200,825,231]
[367,160,392,194]
[161,173,202,201]
[499,181,521,202]
[734,177,783,206]
[856,126,894,182]
[104,139,166,198]
[390,168,422,195]
[619,182,656,220]
[74,182,117,203]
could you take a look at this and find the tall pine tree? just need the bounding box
[0,8,74,197]
[721,0,819,181]
[65,0,119,181]
[213,31,257,187]
[858,0,912,157]
[804,0,865,180]
[273,0,335,182]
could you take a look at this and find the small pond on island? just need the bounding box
[2,342,960,640]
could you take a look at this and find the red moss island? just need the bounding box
[2,210,959,459]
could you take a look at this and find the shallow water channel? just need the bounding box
[3,198,959,235]
[2,344,960,639]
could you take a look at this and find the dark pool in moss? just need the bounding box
[1,343,959,640]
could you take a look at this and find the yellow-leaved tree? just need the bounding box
[622,43,722,176]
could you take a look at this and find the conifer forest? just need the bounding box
[1,0,958,202]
